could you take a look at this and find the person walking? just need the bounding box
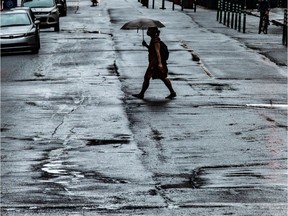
[91,0,98,7]
[258,0,270,34]
[132,27,176,99]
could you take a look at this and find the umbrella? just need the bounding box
[121,18,165,40]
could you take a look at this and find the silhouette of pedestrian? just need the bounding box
[91,0,98,7]
[133,27,176,99]
[258,0,270,33]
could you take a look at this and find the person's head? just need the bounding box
[147,27,160,37]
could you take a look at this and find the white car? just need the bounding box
[0,9,40,54]
[22,0,60,32]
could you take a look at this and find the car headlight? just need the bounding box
[25,30,36,36]
[50,9,58,14]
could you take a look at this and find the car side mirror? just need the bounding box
[34,20,40,25]
[57,3,62,7]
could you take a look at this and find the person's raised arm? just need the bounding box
[142,40,149,49]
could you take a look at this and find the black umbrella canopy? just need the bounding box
[121,18,165,30]
[121,18,165,40]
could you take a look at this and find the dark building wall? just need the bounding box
[194,0,286,9]
[196,0,218,9]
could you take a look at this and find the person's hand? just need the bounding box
[158,63,163,71]
[142,40,148,47]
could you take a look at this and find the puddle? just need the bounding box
[246,104,288,109]
[191,83,237,92]
[108,62,120,76]
[1,127,10,132]
[83,171,129,184]
[61,29,113,37]
[225,171,266,179]
[86,139,130,146]
[155,169,207,189]
[13,78,65,82]
[151,129,163,141]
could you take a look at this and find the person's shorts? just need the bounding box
[145,65,168,80]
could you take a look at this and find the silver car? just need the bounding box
[22,0,60,32]
[0,9,40,54]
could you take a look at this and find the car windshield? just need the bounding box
[23,0,55,7]
[1,13,31,27]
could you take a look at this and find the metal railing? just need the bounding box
[217,0,247,33]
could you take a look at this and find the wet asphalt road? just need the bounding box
[1,0,287,215]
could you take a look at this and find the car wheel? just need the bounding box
[31,46,39,54]
[55,23,60,32]
[31,35,40,54]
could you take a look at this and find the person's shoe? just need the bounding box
[165,92,176,99]
[132,93,144,99]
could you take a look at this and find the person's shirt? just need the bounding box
[259,1,270,12]
[148,37,161,65]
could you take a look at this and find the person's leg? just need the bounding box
[259,12,264,34]
[133,76,150,99]
[139,77,150,96]
[162,78,176,99]
[133,68,152,99]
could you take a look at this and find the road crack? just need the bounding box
[52,107,76,137]
[180,40,213,77]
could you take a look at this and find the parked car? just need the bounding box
[13,7,36,22]
[56,0,67,16]
[22,0,60,32]
[0,9,40,54]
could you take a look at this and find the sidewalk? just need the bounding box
[246,7,286,26]
[182,6,287,67]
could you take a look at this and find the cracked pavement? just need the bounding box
[1,0,287,215]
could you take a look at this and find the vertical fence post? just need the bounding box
[235,3,238,29]
[217,0,220,21]
[243,1,246,33]
[172,0,175,10]
[141,0,149,8]
[220,0,223,23]
[238,4,242,32]
[160,0,165,9]
[194,0,196,12]
[283,9,287,46]
[223,0,227,25]
[227,1,231,27]
[181,0,184,11]
[231,2,235,29]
